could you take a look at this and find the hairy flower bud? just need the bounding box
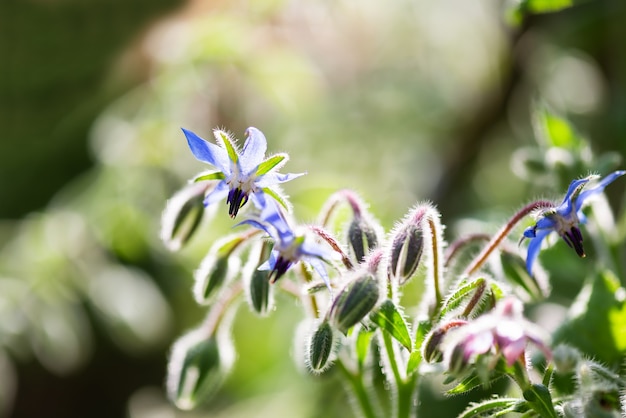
[248,269,272,316]
[194,235,246,305]
[348,216,380,264]
[422,320,467,363]
[243,241,274,316]
[388,222,424,285]
[552,345,580,375]
[329,274,380,334]
[161,182,212,251]
[305,320,336,374]
[166,329,234,410]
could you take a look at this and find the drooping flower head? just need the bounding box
[237,196,338,288]
[182,127,305,218]
[522,170,626,275]
[444,297,551,371]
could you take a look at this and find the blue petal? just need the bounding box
[560,177,590,215]
[203,181,230,207]
[260,199,295,242]
[523,226,536,238]
[301,240,335,260]
[250,192,267,210]
[534,216,557,231]
[182,128,231,174]
[575,170,626,212]
[526,229,551,275]
[235,218,277,240]
[258,251,277,271]
[255,172,306,188]
[240,127,268,174]
[306,256,332,291]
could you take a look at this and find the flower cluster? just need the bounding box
[162,125,626,418]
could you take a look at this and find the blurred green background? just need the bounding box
[1,0,626,417]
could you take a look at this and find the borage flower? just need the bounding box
[522,170,626,274]
[183,127,305,218]
[238,197,337,288]
[444,297,550,373]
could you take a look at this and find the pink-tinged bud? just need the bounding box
[422,320,468,363]
[388,223,424,285]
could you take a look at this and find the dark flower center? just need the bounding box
[560,226,585,257]
[227,187,249,218]
[269,256,293,283]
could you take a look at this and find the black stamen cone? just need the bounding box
[561,226,585,257]
[227,188,249,218]
[268,257,293,283]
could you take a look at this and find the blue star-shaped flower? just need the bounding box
[238,197,336,287]
[522,170,626,274]
[182,127,305,218]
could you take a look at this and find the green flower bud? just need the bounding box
[166,329,234,410]
[552,344,581,375]
[388,222,424,285]
[348,216,380,264]
[247,269,272,316]
[194,235,246,305]
[161,183,211,251]
[329,274,380,334]
[305,320,336,374]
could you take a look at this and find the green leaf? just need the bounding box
[525,0,573,14]
[355,326,374,371]
[439,277,486,319]
[533,106,581,149]
[369,299,412,351]
[446,365,507,396]
[458,398,524,418]
[255,154,287,176]
[523,384,558,418]
[553,270,626,366]
[214,130,239,163]
[407,319,430,375]
[193,171,226,182]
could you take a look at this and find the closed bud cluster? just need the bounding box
[329,273,380,334]
[305,320,337,374]
[161,182,213,251]
[194,235,246,305]
[387,210,425,285]
[166,328,234,410]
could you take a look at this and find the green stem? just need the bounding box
[202,281,243,337]
[336,360,380,418]
[426,217,443,313]
[381,331,416,418]
[463,201,553,277]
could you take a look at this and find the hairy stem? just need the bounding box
[463,201,553,277]
[336,360,381,418]
[202,281,243,337]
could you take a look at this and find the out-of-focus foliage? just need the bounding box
[2,0,626,417]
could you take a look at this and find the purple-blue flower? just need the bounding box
[182,127,305,218]
[522,170,626,275]
[238,197,337,287]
